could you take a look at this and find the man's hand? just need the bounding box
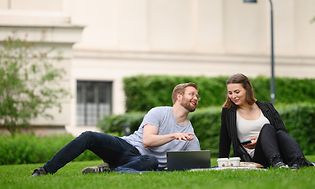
[173,133,194,141]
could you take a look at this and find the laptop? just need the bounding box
[166,150,211,171]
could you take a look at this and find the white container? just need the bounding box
[229,157,241,167]
[217,158,230,167]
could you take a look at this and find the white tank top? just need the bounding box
[236,110,270,157]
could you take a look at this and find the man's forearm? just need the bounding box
[143,133,176,148]
[143,132,194,148]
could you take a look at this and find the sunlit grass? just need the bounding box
[1,157,315,189]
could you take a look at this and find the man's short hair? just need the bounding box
[172,82,198,104]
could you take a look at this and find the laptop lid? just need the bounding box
[167,150,211,171]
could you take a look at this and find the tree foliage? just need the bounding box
[0,36,68,135]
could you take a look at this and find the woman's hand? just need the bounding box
[243,137,257,149]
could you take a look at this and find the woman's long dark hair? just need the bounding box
[223,73,256,108]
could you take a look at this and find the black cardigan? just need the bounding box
[218,101,287,161]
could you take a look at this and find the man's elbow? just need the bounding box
[143,139,152,148]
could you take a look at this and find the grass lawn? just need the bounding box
[1,156,315,189]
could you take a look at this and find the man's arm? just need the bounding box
[142,124,194,148]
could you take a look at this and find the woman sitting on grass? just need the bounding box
[219,73,314,169]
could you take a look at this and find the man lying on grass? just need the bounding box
[32,82,201,176]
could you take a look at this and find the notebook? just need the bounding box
[166,150,211,171]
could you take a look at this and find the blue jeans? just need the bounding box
[43,131,158,173]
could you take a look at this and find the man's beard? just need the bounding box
[181,99,197,112]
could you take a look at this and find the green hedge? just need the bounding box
[0,134,98,165]
[280,103,315,155]
[123,75,315,112]
[1,104,314,165]
[98,103,315,157]
[98,111,146,136]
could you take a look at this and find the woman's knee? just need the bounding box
[261,124,276,134]
[258,124,277,142]
[276,129,286,135]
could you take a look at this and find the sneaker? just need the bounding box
[273,161,289,169]
[81,163,110,174]
[271,155,289,169]
[32,167,47,176]
[290,157,312,169]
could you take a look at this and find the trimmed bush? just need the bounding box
[97,111,146,136]
[123,75,227,112]
[278,103,315,155]
[0,134,98,165]
[98,103,315,157]
[123,75,315,112]
[1,104,314,165]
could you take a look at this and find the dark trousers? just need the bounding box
[253,124,305,167]
[43,131,158,174]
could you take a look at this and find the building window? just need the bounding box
[76,80,112,126]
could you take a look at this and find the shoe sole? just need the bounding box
[82,167,100,174]
[81,164,110,174]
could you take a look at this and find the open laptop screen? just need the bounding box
[167,150,211,171]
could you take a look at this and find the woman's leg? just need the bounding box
[43,131,135,173]
[253,124,285,167]
[276,130,312,168]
